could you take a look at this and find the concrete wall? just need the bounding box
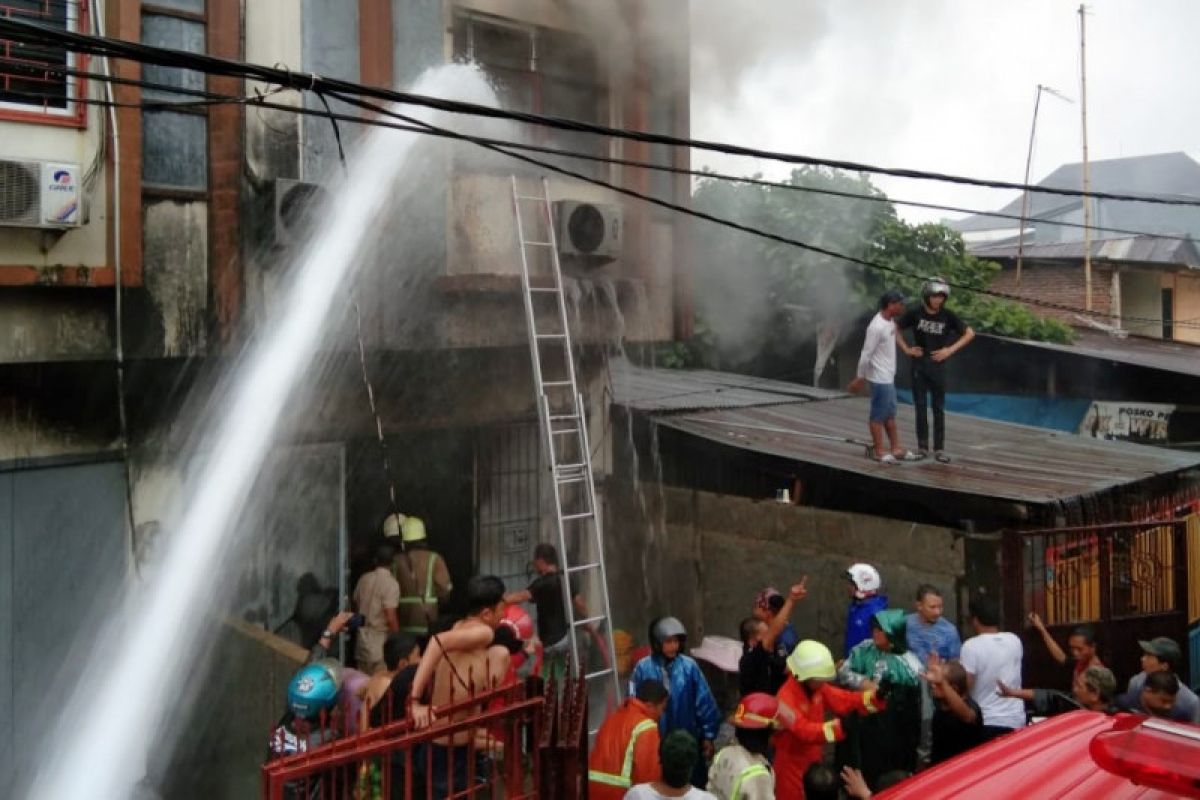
[604,482,966,660]
[1122,268,1164,338]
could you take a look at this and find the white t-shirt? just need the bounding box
[625,785,718,800]
[960,631,1026,730]
[856,312,897,384]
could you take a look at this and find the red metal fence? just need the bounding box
[1003,517,1192,691]
[262,677,586,800]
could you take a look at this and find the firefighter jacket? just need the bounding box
[587,698,662,800]
[774,676,883,799]
[629,653,722,743]
[708,744,773,800]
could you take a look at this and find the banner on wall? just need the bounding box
[1079,401,1175,442]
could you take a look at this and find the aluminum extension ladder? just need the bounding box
[511,175,621,724]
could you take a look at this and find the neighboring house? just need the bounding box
[0,1,689,793]
[950,152,1200,343]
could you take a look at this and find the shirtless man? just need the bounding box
[409,575,511,796]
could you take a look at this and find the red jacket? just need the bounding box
[774,676,883,799]
[588,698,662,800]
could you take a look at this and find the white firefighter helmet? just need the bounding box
[846,563,882,599]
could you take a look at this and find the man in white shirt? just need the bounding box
[959,595,1026,742]
[848,290,916,464]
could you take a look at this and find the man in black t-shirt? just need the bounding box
[896,278,975,463]
[504,542,585,681]
[926,657,984,766]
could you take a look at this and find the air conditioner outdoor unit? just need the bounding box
[0,158,82,229]
[271,178,329,249]
[553,200,621,264]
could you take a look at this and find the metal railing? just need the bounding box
[261,676,586,800]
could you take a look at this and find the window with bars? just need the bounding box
[0,0,84,122]
[451,12,607,179]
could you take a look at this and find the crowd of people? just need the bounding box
[265,509,1199,799]
[589,563,1200,800]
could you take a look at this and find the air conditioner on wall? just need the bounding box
[270,178,329,249]
[0,158,82,229]
[553,200,621,264]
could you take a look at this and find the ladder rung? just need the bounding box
[556,474,587,484]
[549,414,579,422]
[555,463,586,473]
[561,511,594,522]
[529,286,559,293]
[543,381,572,388]
[573,614,607,627]
[551,428,580,436]
[535,333,566,340]
[567,563,600,575]
[514,194,544,201]
[523,240,554,247]
[585,668,615,682]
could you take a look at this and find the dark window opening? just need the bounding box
[1161,288,1174,340]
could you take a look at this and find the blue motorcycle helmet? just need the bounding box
[287,658,343,720]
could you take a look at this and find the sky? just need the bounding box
[688,0,1200,224]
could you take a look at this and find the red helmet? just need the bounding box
[732,693,780,729]
[501,604,534,641]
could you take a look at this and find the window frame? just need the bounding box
[0,0,90,127]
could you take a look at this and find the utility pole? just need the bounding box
[1079,4,1093,311]
[1017,85,1072,288]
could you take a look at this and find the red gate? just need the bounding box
[261,677,586,799]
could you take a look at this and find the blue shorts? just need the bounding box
[869,381,897,423]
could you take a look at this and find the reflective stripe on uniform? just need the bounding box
[822,719,840,742]
[863,689,878,713]
[397,552,440,605]
[730,764,771,800]
[588,719,658,788]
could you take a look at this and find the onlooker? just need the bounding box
[1026,612,1103,683]
[504,543,586,681]
[960,596,1025,741]
[895,277,975,462]
[625,730,718,800]
[629,617,723,789]
[589,680,668,800]
[1116,637,1200,723]
[353,542,401,675]
[837,609,921,787]
[773,640,885,799]
[362,632,421,729]
[844,564,888,657]
[847,290,918,464]
[383,514,452,635]
[753,584,802,658]
[905,584,960,763]
[803,764,840,800]
[708,693,777,800]
[1141,671,1182,719]
[923,656,983,765]
[997,664,1119,718]
[408,575,511,796]
[840,766,872,800]
[740,579,807,695]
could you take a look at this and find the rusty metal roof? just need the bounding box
[652,399,1200,505]
[987,330,1200,379]
[970,235,1200,267]
[610,360,845,412]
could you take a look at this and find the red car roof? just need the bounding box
[878,711,1197,799]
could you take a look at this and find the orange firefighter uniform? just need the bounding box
[588,698,662,800]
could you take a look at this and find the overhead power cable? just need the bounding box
[5,15,1200,209]
[6,63,1200,332]
[5,54,1197,247]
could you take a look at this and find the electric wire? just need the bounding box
[6,14,1200,209]
[5,54,1198,248]
[6,62,1200,332]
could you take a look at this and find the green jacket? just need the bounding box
[839,608,922,689]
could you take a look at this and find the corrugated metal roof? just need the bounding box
[652,399,1200,505]
[970,235,1200,267]
[610,361,845,412]
[987,330,1200,379]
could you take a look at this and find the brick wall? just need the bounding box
[990,262,1114,325]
